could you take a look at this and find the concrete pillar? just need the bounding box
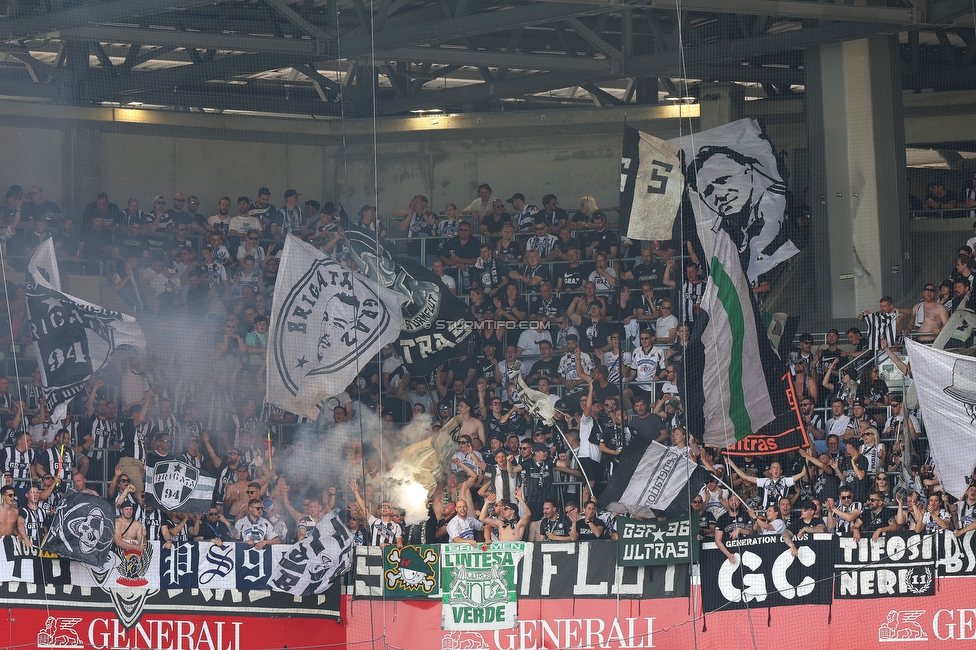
[67,127,102,215]
[697,82,745,131]
[806,36,908,319]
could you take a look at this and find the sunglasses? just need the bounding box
[119,478,130,483]
[841,495,853,500]
[691,500,703,504]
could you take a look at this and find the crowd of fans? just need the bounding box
[0,178,973,556]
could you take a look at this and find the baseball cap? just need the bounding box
[283,189,301,199]
[506,193,525,204]
[890,393,903,404]
[532,442,549,453]
[359,205,376,216]
[799,333,814,343]
[152,194,165,203]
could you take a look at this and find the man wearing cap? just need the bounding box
[847,400,878,435]
[699,475,728,520]
[510,443,560,522]
[882,394,919,442]
[503,193,535,233]
[163,192,189,232]
[114,499,146,553]
[480,489,531,542]
[783,500,826,555]
[907,283,949,343]
[584,211,617,260]
[789,333,816,378]
[262,498,291,543]
[277,189,303,239]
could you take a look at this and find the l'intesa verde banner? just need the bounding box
[440,542,525,631]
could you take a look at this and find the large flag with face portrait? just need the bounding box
[266,235,405,420]
[41,491,117,566]
[905,340,976,499]
[26,239,146,422]
[673,119,799,283]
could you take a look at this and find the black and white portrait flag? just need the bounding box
[266,235,405,420]
[26,240,146,421]
[41,491,116,566]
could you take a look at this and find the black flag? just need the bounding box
[41,491,117,566]
[344,227,474,374]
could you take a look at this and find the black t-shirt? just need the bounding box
[481,212,511,238]
[574,517,603,540]
[787,516,825,535]
[716,509,753,536]
[858,508,891,534]
[697,510,717,540]
[439,236,481,261]
[82,227,114,259]
[540,514,572,539]
[518,458,556,503]
[529,357,560,382]
[589,229,617,255]
[627,261,665,288]
[115,233,148,259]
[630,412,666,442]
[558,265,586,293]
[579,317,614,353]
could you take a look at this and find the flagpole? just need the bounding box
[552,419,596,502]
[0,240,23,430]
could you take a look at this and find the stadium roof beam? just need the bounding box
[58,26,320,57]
[0,0,231,38]
[533,0,916,25]
[925,0,976,25]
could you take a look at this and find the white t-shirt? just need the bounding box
[517,329,552,356]
[229,215,262,234]
[630,346,665,388]
[437,273,457,292]
[447,515,483,541]
[761,518,787,536]
[655,314,678,341]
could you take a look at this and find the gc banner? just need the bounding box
[441,542,525,631]
[616,515,698,566]
[700,535,833,613]
[834,532,935,599]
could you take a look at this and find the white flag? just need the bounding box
[697,230,775,447]
[905,339,976,499]
[603,440,703,518]
[626,132,684,242]
[266,235,405,419]
[26,240,145,421]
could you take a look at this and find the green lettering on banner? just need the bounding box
[616,515,698,566]
[441,542,525,631]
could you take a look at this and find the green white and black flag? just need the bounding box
[26,239,145,422]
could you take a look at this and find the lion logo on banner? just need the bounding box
[879,610,928,642]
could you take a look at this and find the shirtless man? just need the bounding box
[904,283,949,343]
[114,500,146,551]
[223,467,256,520]
[479,488,531,541]
[457,399,485,447]
[0,487,29,548]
